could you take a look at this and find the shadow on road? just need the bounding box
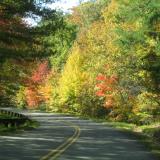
[0,113,158,160]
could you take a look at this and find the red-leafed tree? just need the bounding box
[25,61,50,108]
[95,74,118,108]
[25,87,40,108]
[31,61,50,84]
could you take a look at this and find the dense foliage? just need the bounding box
[1,0,159,125]
[0,0,75,108]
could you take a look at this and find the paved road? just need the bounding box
[0,110,158,160]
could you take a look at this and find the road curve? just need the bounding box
[0,110,158,160]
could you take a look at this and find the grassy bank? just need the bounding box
[0,120,39,135]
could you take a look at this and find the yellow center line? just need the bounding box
[40,121,81,160]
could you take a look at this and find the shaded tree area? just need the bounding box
[0,0,70,60]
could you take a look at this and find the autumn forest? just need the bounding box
[0,0,160,126]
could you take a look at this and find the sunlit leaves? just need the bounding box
[31,61,50,84]
[25,61,51,108]
[95,74,118,109]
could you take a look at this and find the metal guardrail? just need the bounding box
[0,109,30,127]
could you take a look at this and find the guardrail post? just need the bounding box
[0,109,30,127]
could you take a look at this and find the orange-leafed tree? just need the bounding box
[25,61,50,109]
[95,74,118,109]
[31,61,50,84]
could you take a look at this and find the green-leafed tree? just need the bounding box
[41,13,77,69]
[69,0,109,29]
[0,0,65,108]
[112,0,160,123]
[0,0,61,61]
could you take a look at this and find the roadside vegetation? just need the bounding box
[0,120,39,135]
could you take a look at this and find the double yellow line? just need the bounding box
[40,121,81,160]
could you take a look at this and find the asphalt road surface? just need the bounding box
[0,109,158,160]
